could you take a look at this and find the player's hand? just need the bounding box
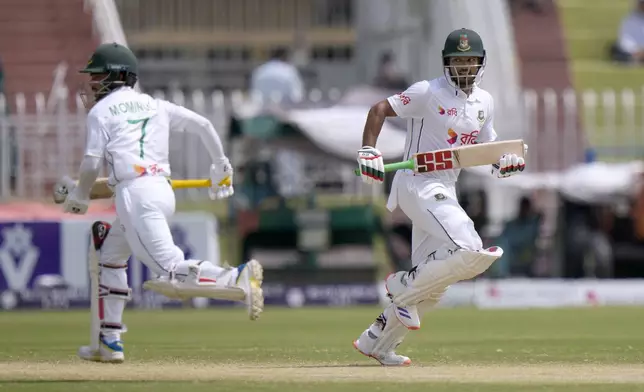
[491,151,526,178]
[209,157,234,200]
[62,187,89,215]
[357,146,384,184]
[53,175,77,204]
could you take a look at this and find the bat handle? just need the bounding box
[171,179,212,189]
[353,159,415,176]
[384,160,414,172]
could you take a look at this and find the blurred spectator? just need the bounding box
[560,198,615,278]
[271,148,310,198]
[490,196,541,277]
[372,51,409,91]
[508,0,545,15]
[315,0,353,26]
[460,189,488,234]
[611,0,644,64]
[249,48,305,105]
[633,173,644,240]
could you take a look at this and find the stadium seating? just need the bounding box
[0,0,99,113]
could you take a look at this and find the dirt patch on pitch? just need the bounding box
[1,362,644,384]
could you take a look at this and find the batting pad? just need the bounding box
[143,279,245,301]
[392,247,503,307]
[372,303,411,354]
[385,272,421,329]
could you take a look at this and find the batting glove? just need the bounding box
[209,157,234,200]
[62,187,89,215]
[53,175,77,204]
[492,152,526,178]
[357,146,385,184]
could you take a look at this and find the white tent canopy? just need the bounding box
[468,161,644,204]
[286,107,407,160]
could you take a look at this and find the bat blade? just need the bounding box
[451,139,526,168]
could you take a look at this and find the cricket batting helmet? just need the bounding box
[79,43,138,108]
[441,28,486,92]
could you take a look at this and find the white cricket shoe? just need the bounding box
[236,259,264,320]
[77,335,125,363]
[353,328,412,367]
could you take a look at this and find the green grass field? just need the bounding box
[1,306,644,391]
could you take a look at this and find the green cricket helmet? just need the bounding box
[79,42,138,108]
[441,28,486,92]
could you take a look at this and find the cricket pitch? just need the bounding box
[1,362,644,384]
[2,307,644,391]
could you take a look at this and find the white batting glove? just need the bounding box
[209,157,234,200]
[357,146,385,184]
[491,152,526,178]
[53,175,77,204]
[62,187,89,215]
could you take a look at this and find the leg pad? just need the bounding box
[393,247,503,307]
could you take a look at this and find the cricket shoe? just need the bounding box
[385,272,420,330]
[353,329,411,367]
[77,335,125,363]
[236,259,264,321]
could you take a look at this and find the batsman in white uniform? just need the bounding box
[58,43,264,363]
[354,28,527,366]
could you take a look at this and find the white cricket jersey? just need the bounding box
[84,87,214,187]
[387,76,498,184]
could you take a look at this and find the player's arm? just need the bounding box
[164,101,234,200]
[358,81,430,184]
[362,80,430,146]
[361,100,397,147]
[62,114,107,214]
[164,101,226,162]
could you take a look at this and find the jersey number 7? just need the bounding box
[127,118,150,159]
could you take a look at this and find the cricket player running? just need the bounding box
[354,28,527,366]
[58,43,263,363]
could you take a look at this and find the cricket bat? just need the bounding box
[53,177,214,204]
[354,139,526,175]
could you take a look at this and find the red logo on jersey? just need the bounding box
[134,164,165,177]
[460,130,479,145]
[447,129,479,145]
[447,128,458,144]
[438,106,457,116]
[398,93,411,105]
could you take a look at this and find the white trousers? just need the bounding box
[97,176,235,342]
[387,173,483,267]
[112,176,187,276]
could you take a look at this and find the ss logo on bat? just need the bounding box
[414,150,454,173]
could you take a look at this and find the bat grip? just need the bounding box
[384,160,414,172]
[171,179,212,189]
[353,159,414,176]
